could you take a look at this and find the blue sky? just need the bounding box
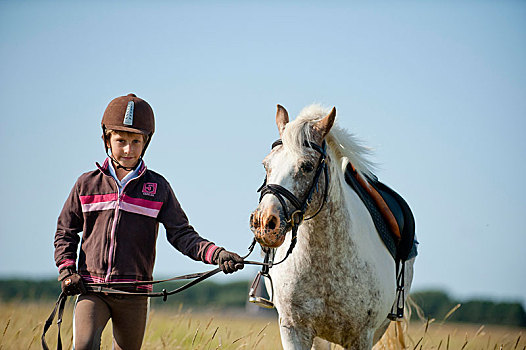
[1,1,525,306]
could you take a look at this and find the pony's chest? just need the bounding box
[274,256,375,304]
[272,250,390,327]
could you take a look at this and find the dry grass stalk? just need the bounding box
[514,333,522,349]
[460,333,469,349]
[476,325,486,336]
[2,301,526,349]
[413,337,423,349]
[257,323,269,338]
[192,327,200,346]
[443,304,461,323]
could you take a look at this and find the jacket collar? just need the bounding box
[96,158,147,177]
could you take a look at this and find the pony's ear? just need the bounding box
[276,104,289,137]
[314,107,336,141]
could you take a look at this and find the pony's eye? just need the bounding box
[300,162,314,173]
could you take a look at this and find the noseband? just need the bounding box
[257,139,330,246]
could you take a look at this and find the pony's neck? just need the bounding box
[295,161,354,255]
[296,155,386,260]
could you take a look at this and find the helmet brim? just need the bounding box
[104,124,150,135]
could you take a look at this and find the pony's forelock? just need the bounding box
[281,104,375,177]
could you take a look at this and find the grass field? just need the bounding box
[1,301,524,349]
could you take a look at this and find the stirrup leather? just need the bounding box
[387,260,405,321]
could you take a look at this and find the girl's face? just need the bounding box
[107,131,145,169]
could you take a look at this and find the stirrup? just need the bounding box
[248,271,274,309]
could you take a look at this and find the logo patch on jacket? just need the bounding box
[142,183,157,196]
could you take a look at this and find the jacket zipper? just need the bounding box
[105,192,120,282]
[104,163,146,282]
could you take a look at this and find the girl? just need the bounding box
[54,93,244,349]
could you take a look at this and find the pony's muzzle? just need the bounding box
[250,207,286,248]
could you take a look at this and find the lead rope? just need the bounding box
[41,292,66,350]
[42,239,265,349]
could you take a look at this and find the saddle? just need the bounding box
[344,163,417,262]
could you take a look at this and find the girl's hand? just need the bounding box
[214,249,244,274]
[58,267,86,295]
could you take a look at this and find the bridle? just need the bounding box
[248,138,330,308]
[256,138,330,263]
[259,140,330,225]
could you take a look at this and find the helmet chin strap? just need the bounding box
[106,149,141,172]
[101,126,149,172]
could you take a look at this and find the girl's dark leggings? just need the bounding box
[73,292,149,350]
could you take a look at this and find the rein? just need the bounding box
[42,240,265,350]
[42,139,331,348]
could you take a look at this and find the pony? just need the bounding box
[249,104,416,350]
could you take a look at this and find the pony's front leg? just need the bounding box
[279,322,315,350]
[312,337,332,350]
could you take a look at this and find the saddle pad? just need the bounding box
[344,163,418,261]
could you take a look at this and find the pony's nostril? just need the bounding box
[250,212,259,228]
[267,216,278,230]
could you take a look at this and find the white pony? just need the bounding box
[249,105,415,350]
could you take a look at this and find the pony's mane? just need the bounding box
[281,104,375,178]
